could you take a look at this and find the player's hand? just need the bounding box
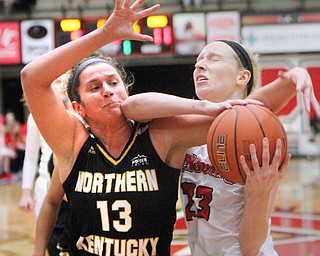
[240,138,284,197]
[213,98,263,110]
[203,99,263,118]
[278,67,320,118]
[18,190,35,213]
[103,0,160,42]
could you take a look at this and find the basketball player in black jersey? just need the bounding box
[21,0,257,255]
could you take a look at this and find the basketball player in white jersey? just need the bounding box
[121,40,320,255]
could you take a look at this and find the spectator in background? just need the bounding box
[10,111,27,174]
[0,111,21,179]
[0,113,10,178]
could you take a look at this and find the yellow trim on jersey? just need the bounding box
[96,124,141,165]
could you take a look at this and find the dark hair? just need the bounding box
[67,52,134,102]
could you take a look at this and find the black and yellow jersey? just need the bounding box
[63,123,180,256]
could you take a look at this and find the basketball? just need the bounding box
[207,104,288,185]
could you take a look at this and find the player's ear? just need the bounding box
[236,69,251,90]
[72,101,85,117]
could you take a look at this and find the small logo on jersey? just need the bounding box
[88,146,96,154]
[131,154,148,167]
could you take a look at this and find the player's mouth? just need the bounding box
[195,75,208,85]
[104,101,121,108]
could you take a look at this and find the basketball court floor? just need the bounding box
[1,147,320,255]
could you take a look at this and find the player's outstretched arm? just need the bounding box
[248,67,320,117]
[20,0,160,157]
[122,92,260,122]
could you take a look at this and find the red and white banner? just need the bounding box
[0,22,21,65]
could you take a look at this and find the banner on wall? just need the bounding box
[21,19,55,64]
[206,11,241,43]
[0,22,21,65]
[242,23,320,54]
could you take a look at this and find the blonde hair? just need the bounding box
[218,40,259,96]
[52,70,72,110]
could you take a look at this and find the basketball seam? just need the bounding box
[247,105,266,137]
[234,107,246,184]
[252,105,288,164]
[208,110,230,179]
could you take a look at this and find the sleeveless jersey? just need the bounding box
[180,145,278,256]
[63,123,180,256]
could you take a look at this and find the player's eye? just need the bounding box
[90,84,101,91]
[111,80,118,86]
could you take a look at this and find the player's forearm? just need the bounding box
[239,194,270,256]
[21,159,38,189]
[122,92,210,122]
[33,198,60,256]
[248,74,296,114]
[21,188,32,197]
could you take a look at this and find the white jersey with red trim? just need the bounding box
[180,145,277,256]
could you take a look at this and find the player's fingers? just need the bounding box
[245,99,264,106]
[278,70,285,77]
[271,139,282,171]
[26,204,33,212]
[131,0,145,10]
[240,155,251,177]
[250,143,260,172]
[136,4,160,19]
[278,153,291,180]
[19,205,26,212]
[311,93,320,118]
[262,137,270,169]
[114,0,121,9]
[226,99,249,106]
[123,0,132,8]
[302,84,311,114]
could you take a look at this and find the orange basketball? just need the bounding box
[207,104,288,185]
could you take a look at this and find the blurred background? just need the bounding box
[0,0,320,255]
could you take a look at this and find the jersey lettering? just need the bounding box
[182,153,220,177]
[181,182,213,221]
[97,200,132,232]
[182,152,234,185]
[75,169,159,193]
[76,235,159,256]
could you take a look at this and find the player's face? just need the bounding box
[194,41,245,103]
[76,62,128,122]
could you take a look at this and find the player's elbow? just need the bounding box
[121,97,152,123]
[20,66,30,88]
[20,64,37,90]
[241,249,260,256]
[121,97,135,119]
[240,242,262,256]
